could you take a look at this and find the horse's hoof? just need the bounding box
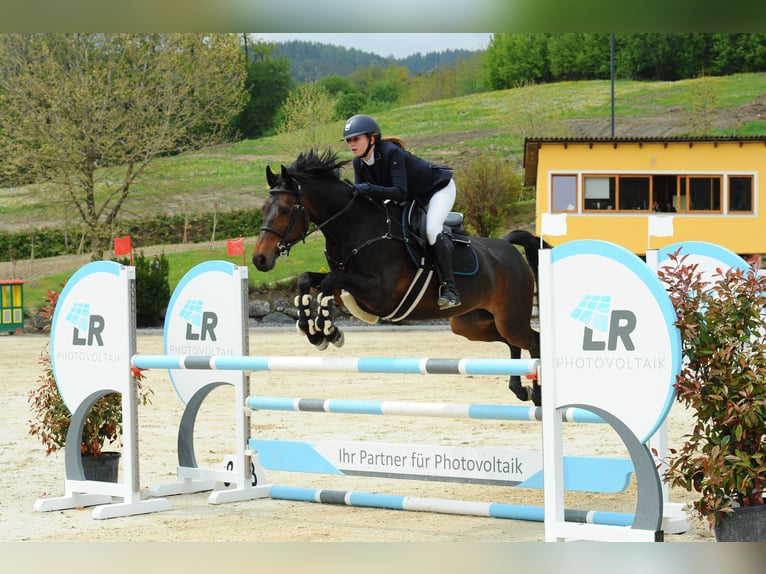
[330,330,345,348]
[529,385,542,407]
[306,330,328,349]
[508,378,528,403]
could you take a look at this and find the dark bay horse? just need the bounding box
[252,149,543,405]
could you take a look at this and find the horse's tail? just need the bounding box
[504,229,551,284]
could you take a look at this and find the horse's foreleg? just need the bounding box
[451,312,537,405]
[314,291,345,348]
[296,271,332,349]
[316,272,349,348]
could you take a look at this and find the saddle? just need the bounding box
[340,202,478,324]
[403,202,478,276]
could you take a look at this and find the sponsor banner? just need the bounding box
[50,262,132,411]
[547,240,680,443]
[164,261,248,404]
[316,440,540,485]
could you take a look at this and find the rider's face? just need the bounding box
[345,134,373,160]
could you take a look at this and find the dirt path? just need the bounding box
[0,239,249,287]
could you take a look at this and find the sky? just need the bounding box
[253,33,494,59]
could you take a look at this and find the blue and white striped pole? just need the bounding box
[268,485,633,527]
[131,354,540,376]
[246,396,604,424]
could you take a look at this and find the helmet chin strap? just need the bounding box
[363,135,375,160]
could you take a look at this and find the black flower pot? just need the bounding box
[81,451,121,483]
[714,504,766,542]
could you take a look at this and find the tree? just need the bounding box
[615,33,691,81]
[276,83,336,149]
[401,55,486,106]
[235,36,293,138]
[483,33,551,89]
[334,92,368,121]
[316,74,367,120]
[547,33,611,80]
[317,74,358,97]
[0,33,247,259]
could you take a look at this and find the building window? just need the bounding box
[551,174,577,212]
[583,175,650,211]
[618,176,651,211]
[548,172,754,215]
[729,176,753,212]
[683,176,721,212]
[584,176,614,210]
[652,175,678,212]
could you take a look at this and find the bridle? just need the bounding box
[259,180,360,257]
[260,179,407,269]
[259,184,311,256]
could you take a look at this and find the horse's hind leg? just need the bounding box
[508,344,540,405]
[451,312,538,405]
[495,294,541,406]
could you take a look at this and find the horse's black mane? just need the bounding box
[288,148,350,182]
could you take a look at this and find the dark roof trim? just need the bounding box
[524,135,766,145]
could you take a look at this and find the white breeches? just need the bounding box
[425,179,457,245]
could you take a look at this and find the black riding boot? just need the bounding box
[430,233,461,309]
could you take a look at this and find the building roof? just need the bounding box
[523,135,766,187]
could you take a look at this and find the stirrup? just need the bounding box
[437,284,461,310]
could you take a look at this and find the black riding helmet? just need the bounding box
[343,115,381,140]
[342,114,381,141]
[343,115,381,159]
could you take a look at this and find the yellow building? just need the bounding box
[524,136,766,256]
[0,279,24,333]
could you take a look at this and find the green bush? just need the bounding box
[454,156,523,237]
[659,254,766,527]
[115,251,171,328]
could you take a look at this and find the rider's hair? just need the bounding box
[381,135,407,150]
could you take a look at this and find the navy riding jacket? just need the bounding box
[352,140,453,206]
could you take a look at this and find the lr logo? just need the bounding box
[570,295,636,351]
[66,302,105,346]
[178,299,218,341]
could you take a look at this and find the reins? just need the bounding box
[324,199,406,271]
[260,178,407,269]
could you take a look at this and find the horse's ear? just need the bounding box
[280,165,290,181]
[266,165,278,188]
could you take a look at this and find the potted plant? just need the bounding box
[658,253,766,541]
[27,289,152,481]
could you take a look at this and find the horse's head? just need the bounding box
[252,164,310,272]
[253,149,354,272]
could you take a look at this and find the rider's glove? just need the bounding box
[354,182,372,196]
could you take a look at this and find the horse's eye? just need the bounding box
[277,200,293,216]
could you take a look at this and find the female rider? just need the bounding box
[342,114,461,310]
